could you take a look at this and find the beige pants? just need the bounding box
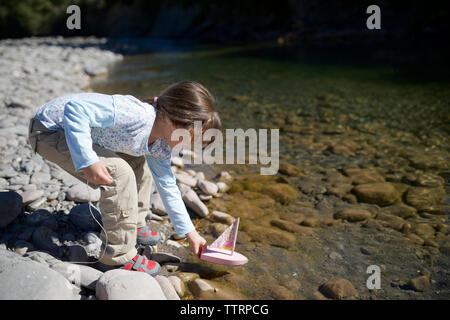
[28,115,153,266]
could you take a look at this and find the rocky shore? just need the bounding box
[0,36,236,300]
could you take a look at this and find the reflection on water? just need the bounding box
[91,40,449,300]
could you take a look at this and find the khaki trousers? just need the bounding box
[27,115,153,266]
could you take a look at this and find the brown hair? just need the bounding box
[145,81,222,149]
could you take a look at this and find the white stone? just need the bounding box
[182,188,209,217]
[155,275,180,300]
[211,210,235,225]
[175,171,197,187]
[66,183,100,203]
[96,269,166,300]
[170,156,184,168]
[198,180,219,196]
[188,279,215,297]
[168,275,185,297]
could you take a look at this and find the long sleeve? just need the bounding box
[146,156,195,236]
[63,96,115,171]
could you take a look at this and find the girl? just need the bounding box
[27,81,222,276]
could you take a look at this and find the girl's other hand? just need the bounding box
[83,161,113,185]
[186,229,208,259]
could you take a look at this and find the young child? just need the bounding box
[27,80,222,276]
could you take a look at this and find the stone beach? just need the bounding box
[0,37,449,300]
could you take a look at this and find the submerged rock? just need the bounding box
[353,183,400,206]
[334,208,373,222]
[320,278,358,300]
[405,186,446,211]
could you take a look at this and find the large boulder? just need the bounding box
[0,249,80,299]
[0,191,23,228]
[96,269,167,300]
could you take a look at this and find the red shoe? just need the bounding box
[121,254,160,277]
[137,226,162,246]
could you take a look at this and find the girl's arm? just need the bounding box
[147,156,207,258]
[63,96,115,172]
[146,156,195,236]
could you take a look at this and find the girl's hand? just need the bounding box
[186,229,208,259]
[83,161,113,185]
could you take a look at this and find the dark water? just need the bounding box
[91,40,450,299]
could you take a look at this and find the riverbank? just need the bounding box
[0,36,449,300]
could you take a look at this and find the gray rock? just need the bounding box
[188,279,215,297]
[21,190,45,206]
[0,249,81,299]
[96,269,167,300]
[216,182,228,193]
[85,242,102,259]
[150,192,167,216]
[0,191,23,228]
[155,275,180,300]
[24,250,61,267]
[0,177,8,188]
[181,187,209,217]
[31,226,60,255]
[168,275,185,297]
[197,179,219,196]
[69,204,102,231]
[50,261,103,291]
[26,197,47,211]
[67,244,89,263]
[175,171,197,187]
[9,174,30,185]
[66,183,100,203]
[30,172,51,184]
[211,210,235,225]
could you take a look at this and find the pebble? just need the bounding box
[181,187,209,217]
[320,278,358,300]
[30,172,52,185]
[198,179,219,196]
[21,190,44,205]
[188,279,215,297]
[175,171,197,187]
[166,240,183,249]
[168,275,185,297]
[150,192,168,216]
[406,275,430,292]
[155,275,180,300]
[66,183,100,203]
[211,210,235,225]
[26,197,47,211]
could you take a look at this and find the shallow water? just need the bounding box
[91,40,450,299]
